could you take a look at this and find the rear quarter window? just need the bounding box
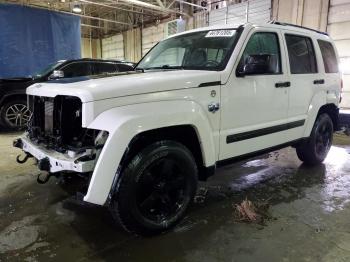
[317,40,339,73]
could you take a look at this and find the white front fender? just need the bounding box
[83,100,217,205]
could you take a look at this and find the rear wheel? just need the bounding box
[296,113,333,165]
[0,99,31,130]
[110,140,198,235]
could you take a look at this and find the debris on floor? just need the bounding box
[194,187,208,204]
[233,197,272,225]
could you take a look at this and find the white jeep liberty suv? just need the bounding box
[14,22,341,235]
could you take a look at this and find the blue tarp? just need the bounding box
[0,4,81,78]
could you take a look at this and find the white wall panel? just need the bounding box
[327,21,350,40]
[124,28,142,63]
[142,24,165,56]
[81,38,101,59]
[331,0,350,5]
[226,2,247,26]
[334,40,350,57]
[209,0,271,26]
[209,8,228,26]
[193,11,209,28]
[328,0,350,107]
[341,74,350,108]
[102,34,124,60]
[328,3,350,23]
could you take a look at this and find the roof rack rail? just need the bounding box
[269,21,328,36]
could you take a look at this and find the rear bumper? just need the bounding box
[15,135,95,173]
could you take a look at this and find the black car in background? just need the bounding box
[0,58,135,130]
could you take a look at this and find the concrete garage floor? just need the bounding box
[1,133,350,262]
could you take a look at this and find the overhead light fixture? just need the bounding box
[72,4,82,13]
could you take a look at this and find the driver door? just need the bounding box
[219,29,290,160]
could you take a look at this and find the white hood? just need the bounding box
[26,70,221,103]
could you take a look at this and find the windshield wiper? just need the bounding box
[142,65,184,70]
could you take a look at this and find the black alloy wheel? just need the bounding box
[314,117,333,158]
[136,157,189,223]
[296,113,333,165]
[110,140,198,235]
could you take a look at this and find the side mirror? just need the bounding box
[49,70,64,79]
[237,54,278,77]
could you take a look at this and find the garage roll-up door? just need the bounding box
[328,0,350,108]
[209,0,271,27]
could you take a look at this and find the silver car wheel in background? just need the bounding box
[5,103,31,128]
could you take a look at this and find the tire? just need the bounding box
[0,99,31,131]
[110,140,198,235]
[296,113,333,166]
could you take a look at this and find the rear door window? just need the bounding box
[317,40,338,73]
[118,64,133,72]
[285,34,317,74]
[93,62,118,75]
[62,62,92,78]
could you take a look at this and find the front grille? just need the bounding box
[28,95,90,150]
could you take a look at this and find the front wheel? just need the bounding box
[110,140,198,235]
[296,113,333,165]
[0,99,31,130]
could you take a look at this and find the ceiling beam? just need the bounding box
[176,0,207,10]
[167,0,176,8]
[117,0,186,15]
[155,0,165,8]
[20,3,131,25]
[78,0,154,16]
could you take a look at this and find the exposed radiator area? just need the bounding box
[44,100,54,134]
[27,95,98,151]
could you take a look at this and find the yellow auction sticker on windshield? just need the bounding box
[205,30,235,37]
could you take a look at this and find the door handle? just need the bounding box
[313,79,325,84]
[208,102,220,113]
[275,81,291,88]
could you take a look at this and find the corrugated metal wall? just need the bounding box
[209,0,271,26]
[328,0,350,108]
[102,34,124,60]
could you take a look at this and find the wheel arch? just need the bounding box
[119,125,212,182]
[83,100,217,205]
[303,91,339,137]
[317,103,339,131]
[0,93,27,108]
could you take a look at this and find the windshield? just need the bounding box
[33,61,64,78]
[137,29,238,71]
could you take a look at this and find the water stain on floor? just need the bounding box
[1,132,350,261]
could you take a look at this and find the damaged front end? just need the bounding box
[14,95,108,182]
